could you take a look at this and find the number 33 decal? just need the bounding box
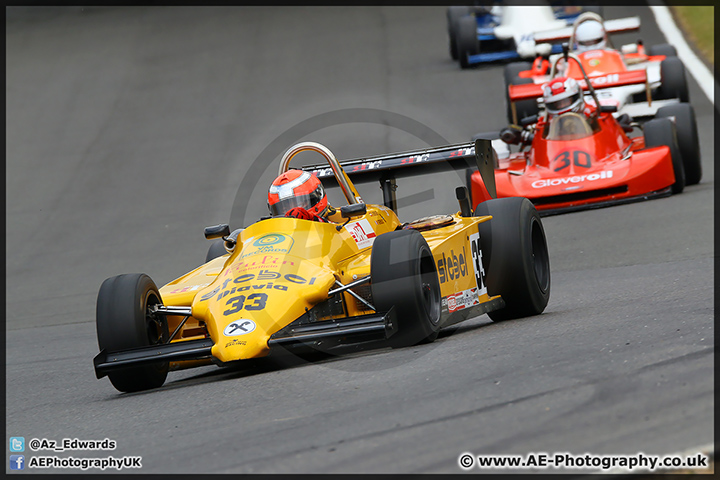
[223,293,268,316]
[553,150,592,172]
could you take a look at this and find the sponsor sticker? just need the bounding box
[531,170,613,188]
[345,219,377,249]
[445,288,481,313]
[223,319,256,336]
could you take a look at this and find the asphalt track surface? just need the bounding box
[5,6,714,474]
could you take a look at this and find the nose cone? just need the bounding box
[195,254,336,363]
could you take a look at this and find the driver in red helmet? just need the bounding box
[267,170,334,222]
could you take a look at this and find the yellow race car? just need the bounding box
[93,140,550,392]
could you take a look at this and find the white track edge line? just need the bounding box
[649,4,715,104]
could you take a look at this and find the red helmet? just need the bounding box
[542,77,585,116]
[267,170,328,217]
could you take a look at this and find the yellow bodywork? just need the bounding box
[159,206,499,366]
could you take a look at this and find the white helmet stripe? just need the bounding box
[269,171,312,200]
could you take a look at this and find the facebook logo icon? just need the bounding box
[10,455,25,470]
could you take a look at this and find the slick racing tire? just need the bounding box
[473,197,550,322]
[503,62,533,123]
[371,229,442,347]
[656,103,701,185]
[508,77,540,124]
[643,118,685,194]
[457,15,479,69]
[647,43,677,58]
[206,238,227,263]
[656,57,689,103]
[96,273,169,392]
[447,6,471,61]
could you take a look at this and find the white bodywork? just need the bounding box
[492,6,568,58]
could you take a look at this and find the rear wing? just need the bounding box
[533,16,641,43]
[509,69,648,101]
[302,139,497,212]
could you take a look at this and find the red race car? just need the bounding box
[504,12,689,125]
[469,51,700,215]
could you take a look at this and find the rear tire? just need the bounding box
[509,77,539,124]
[457,15,479,69]
[656,103,701,185]
[96,274,169,392]
[371,229,441,347]
[643,118,685,194]
[473,197,550,321]
[656,57,689,102]
[504,62,533,123]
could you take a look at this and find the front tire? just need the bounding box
[371,229,441,347]
[96,273,169,392]
[655,103,701,185]
[447,7,471,61]
[473,197,550,321]
[643,118,685,194]
[647,43,677,58]
[457,15,479,69]
[205,238,227,263]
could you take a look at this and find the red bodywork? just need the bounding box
[520,46,667,83]
[470,110,676,214]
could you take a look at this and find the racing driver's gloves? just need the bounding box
[285,207,328,223]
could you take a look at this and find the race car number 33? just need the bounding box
[469,232,487,297]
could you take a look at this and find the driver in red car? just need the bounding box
[267,170,334,222]
[542,76,595,119]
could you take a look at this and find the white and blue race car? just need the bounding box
[447,3,601,68]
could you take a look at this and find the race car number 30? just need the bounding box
[469,232,487,297]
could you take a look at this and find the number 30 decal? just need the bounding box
[553,150,592,172]
[223,293,268,316]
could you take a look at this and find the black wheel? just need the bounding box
[647,43,677,57]
[96,274,169,392]
[643,118,685,194]
[447,7,471,61]
[473,197,550,321]
[457,15,479,69]
[508,77,539,124]
[503,62,533,123]
[205,238,227,263]
[371,229,441,347]
[656,104,701,185]
[656,57,689,102]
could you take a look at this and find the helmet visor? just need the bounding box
[579,38,602,47]
[269,184,325,217]
[546,91,581,114]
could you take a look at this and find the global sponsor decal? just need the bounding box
[223,255,295,276]
[345,219,377,249]
[223,319,256,336]
[532,170,613,188]
[201,270,318,302]
[240,233,294,259]
[444,288,480,314]
[437,246,468,284]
